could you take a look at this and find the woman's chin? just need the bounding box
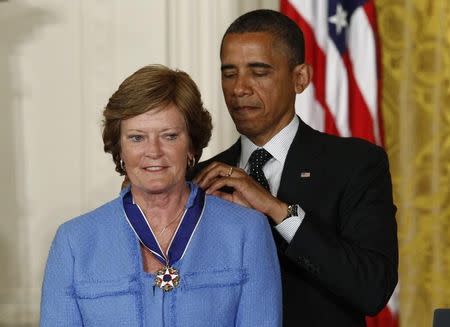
[131,180,185,196]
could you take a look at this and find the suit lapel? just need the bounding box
[277,118,323,204]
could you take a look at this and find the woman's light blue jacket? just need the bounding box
[40,184,282,326]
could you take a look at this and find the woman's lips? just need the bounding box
[143,166,166,172]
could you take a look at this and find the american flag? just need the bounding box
[280,0,398,326]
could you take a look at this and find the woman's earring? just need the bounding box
[120,159,126,172]
[188,156,196,168]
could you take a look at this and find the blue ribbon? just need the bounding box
[123,187,206,266]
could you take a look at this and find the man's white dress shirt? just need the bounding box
[239,116,305,243]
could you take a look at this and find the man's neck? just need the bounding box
[247,114,296,146]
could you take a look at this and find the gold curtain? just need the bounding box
[376,1,450,326]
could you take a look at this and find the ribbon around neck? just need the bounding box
[123,187,206,266]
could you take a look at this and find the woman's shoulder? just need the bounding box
[204,194,268,227]
[199,195,273,251]
[58,196,123,236]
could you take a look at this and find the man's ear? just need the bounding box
[293,63,313,94]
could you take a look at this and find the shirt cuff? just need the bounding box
[274,205,305,243]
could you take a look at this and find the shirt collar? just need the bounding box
[239,115,299,168]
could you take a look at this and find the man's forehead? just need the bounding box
[221,32,288,66]
[222,32,275,48]
[222,33,276,56]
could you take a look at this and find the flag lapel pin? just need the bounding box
[300,171,311,178]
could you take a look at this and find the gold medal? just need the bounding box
[155,265,180,292]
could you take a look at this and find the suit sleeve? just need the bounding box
[285,148,398,316]
[40,225,83,326]
[236,212,283,327]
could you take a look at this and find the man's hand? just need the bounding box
[193,162,288,224]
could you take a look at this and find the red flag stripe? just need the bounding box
[366,306,399,327]
[363,0,385,146]
[342,51,376,143]
[280,0,339,135]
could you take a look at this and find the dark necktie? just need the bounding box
[248,148,272,192]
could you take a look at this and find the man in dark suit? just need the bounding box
[192,9,398,327]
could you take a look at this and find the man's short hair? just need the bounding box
[221,9,305,68]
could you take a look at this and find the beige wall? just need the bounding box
[0,0,277,324]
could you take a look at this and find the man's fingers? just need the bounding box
[205,176,239,194]
[192,161,220,184]
[193,162,223,185]
[196,163,283,219]
[194,162,242,189]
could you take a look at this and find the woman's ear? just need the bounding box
[293,63,313,94]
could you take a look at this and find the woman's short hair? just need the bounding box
[102,64,212,175]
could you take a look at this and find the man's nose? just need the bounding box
[233,75,252,97]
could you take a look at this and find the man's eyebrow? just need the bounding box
[248,62,273,69]
[221,64,235,71]
[221,62,273,71]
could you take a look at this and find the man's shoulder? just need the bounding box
[310,134,390,183]
[286,125,389,181]
[303,125,386,160]
[325,133,383,154]
[282,119,386,161]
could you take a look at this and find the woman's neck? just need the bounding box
[131,183,190,225]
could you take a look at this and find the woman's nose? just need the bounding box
[144,137,163,158]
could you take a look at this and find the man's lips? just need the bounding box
[231,105,261,118]
[235,106,257,110]
[232,105,261,112]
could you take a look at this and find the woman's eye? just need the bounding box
[164,133,178,140]
[129,135,144,142]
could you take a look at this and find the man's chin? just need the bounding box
[235,125,260,139]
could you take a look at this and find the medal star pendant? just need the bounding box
[155,266,180,292]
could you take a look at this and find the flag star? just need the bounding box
[328,3,348,35]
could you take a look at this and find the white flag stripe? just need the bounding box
[295,84,325,132]
[289,0,329,52]
[387,284,399,313]
[348,7,381,143]
[325,38,351,136]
